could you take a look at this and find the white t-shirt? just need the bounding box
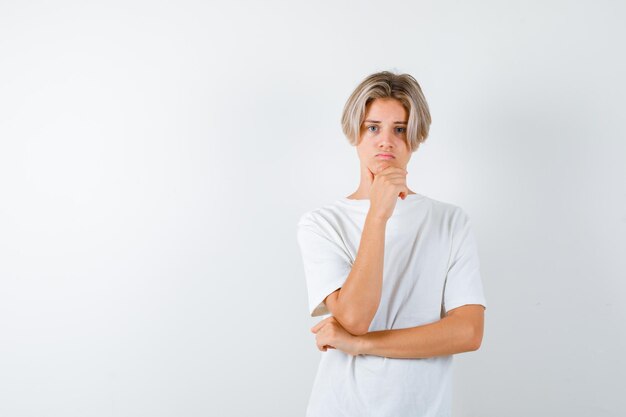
[296,193,487,417]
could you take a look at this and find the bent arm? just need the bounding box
[325,213,387,336]
[355,304,485,359]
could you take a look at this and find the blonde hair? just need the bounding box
[341,71,431,152]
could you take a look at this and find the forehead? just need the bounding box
[364,98,407,119]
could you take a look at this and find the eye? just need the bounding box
[366,125,378,132]
[395,127,407,134]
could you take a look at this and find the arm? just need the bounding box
[324,213,387,336]
[356,304,485,359]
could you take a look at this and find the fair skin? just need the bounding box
[347,97,414,202]
[321,98,413,336]
[311,304,485,358]
[311,97,485,358]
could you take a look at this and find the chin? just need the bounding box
[371,159,398,174]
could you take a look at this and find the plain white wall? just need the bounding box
[1,1,625,416]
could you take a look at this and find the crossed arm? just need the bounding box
[309,211,485,359]
[312,299,485,359]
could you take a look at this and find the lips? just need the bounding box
[376,153,395,159]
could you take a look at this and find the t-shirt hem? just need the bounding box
[444,299,487,314]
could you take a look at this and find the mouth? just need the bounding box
[376,154,395,160]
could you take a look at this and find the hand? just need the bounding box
[310,316,363,357]
[367,164,409,221]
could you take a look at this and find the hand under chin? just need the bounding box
[371,160,396,175]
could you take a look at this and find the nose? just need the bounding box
[378,128,394,149]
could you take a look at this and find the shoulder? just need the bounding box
[297,200,346,229]
[421,195,469,223]
[297,208,324,232]
[415,196,475,243]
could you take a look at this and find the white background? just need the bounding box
[1,1,625,416]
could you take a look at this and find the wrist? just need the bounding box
[356,334,371,355]
[365,212,388,226]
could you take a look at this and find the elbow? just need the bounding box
[468,335,482,352]
[467,326,484,352]
[327,294,373,336]
[346,325,369,336]
[347,323,370,336]
[337,314,371,336]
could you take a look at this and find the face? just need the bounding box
[356,97,411,176]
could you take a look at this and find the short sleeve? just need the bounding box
[443,209,487,314]
[296,213,353,317]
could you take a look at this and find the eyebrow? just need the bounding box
[364,119,407,124]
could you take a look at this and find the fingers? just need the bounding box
[380,174,408,182]
[378,167,408,176]
[369,163,408,182]
[399,181,410,199]
[312,317,339,352]
[372,169,408,186]
[372,170,407,191]
[310,316,335,333]
[370,169,409,204]
[377,176,409,192]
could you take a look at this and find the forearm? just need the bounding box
[356,314,479,359]
[334,213,386,332]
